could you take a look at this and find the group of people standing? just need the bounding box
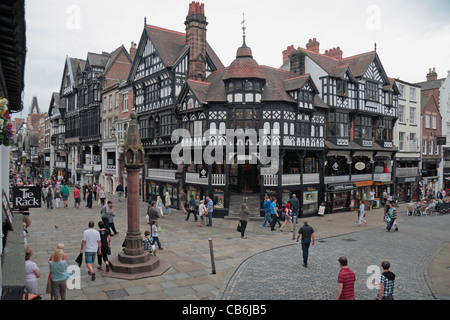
[263,194,300,232]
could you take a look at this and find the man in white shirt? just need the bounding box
[80,221,101,281]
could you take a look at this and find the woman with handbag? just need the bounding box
[239,203,250,239]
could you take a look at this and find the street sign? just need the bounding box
[12,186,42,209]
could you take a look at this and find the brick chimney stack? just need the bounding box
[129,41,137,60]
[306,38,320,53]
[426,67,438,81]
[185,2,208,81]
[324,47,343,60]
[290,50,306,76]
[282,45,296,64]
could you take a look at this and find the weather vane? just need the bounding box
[241,13,246,44]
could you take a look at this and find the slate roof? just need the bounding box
[145,25,224,70]
[187,43,327,108]
[281,48,379,81]
[415,78,445,91]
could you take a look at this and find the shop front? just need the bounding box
[326,183,357,214]
[146,179,179,209]
[396,176,420,202]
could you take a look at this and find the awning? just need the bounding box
[354,180,373,187]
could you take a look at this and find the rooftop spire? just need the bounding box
[241,13,247,46]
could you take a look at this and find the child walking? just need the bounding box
[151,220,163,250]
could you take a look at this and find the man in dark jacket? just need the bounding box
[289,194,300,223]
[147,201,160,223]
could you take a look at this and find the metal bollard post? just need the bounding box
[209,238,216,274]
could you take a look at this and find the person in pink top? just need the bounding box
[74,185,81,209]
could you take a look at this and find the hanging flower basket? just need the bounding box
[0,98,15,146]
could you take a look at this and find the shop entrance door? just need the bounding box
[240,163,259,194]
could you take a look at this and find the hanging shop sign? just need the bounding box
[12,186,42,209]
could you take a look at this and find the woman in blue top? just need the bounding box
[49,249,68,300]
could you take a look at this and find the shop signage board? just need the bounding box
[12,186,42,209]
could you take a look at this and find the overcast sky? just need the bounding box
[18,0,450,118]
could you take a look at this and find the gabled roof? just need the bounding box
[129,25,224,82]
[48,92,60,117]
[284,74,319,93]
[283,47,391,85]
[59,57,85,95]
[86,51,110,69]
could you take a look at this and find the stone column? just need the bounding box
[122,167,143,257]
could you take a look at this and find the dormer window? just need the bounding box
[299,90,313,102]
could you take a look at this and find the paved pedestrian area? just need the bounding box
[23,189,449,300]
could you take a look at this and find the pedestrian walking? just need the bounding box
[269,198,281,231]
[80,221,101,281]
[151,219,163,250]
[147,200,161,224]
[86,184,93,208]
[206,196,214,227]
[156,196,164,217]
[82,183,87,201]
[369,188,375,210]
[46,243,67,300]
[60,183,69,208]
[54,187,61,209]
[109,205,118,236]
[97,220,111,272]
[49,249,68,300]
[239,203,250,239]
[280,202,293,232]
[101,201,115,235]
[336,257,356,300]
[116,183,124,202]
[25,248,40,295]
[45,184,54,209]
[296,219,315,267]
[289,194,300,223]
[262,196,272,227]
[164,192,172,215]
[179,190,187,215]
[378,260,395,300]
[99,186,106,206]
[198,200,207,227]
[74,185,81,209]
[358,200,367,227]
[386,202,398,231]
[186,196,198,222]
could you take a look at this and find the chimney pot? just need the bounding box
[305,37,320,53]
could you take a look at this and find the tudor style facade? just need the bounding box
[282,39,399,213]
[129,2,224,206]
[174,41,328,217]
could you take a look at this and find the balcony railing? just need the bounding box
[396,167,419,177]
[185,172,208,185]
[212,174,225,185]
